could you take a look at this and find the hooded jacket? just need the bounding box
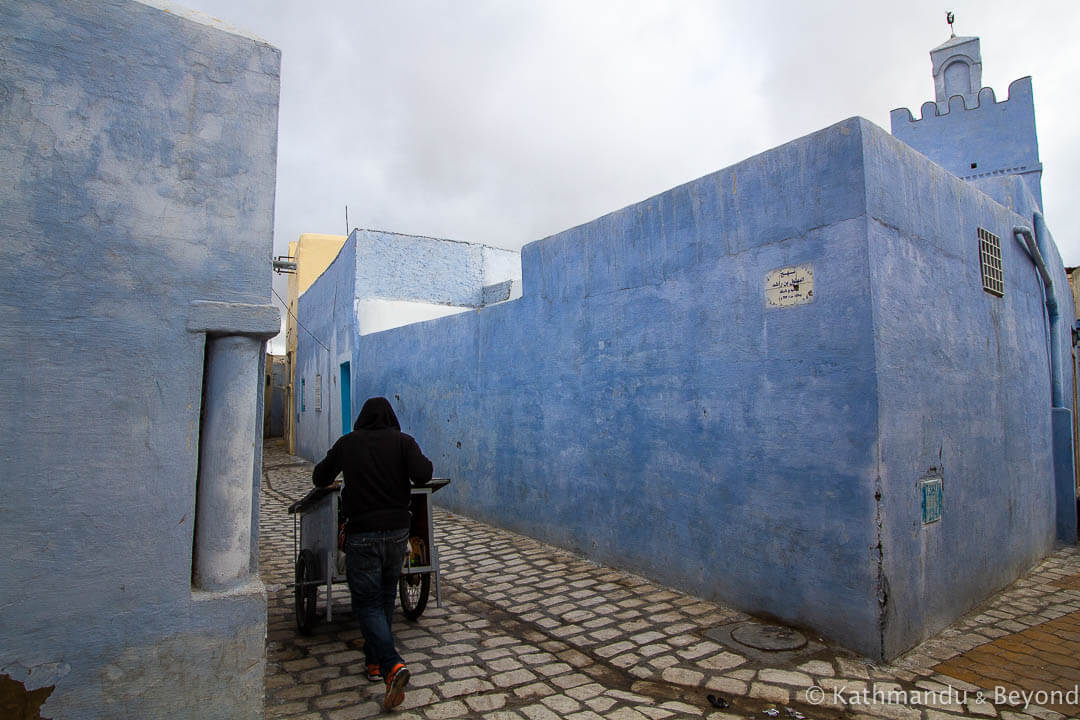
[312,397,433,532]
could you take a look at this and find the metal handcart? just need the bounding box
[287,478,450,634]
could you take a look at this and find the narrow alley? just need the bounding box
[260,441,1080,720]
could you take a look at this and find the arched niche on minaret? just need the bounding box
[931,35,983,110]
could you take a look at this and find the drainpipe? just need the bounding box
[1013,220,1078,544]
[1013,222,1063,407]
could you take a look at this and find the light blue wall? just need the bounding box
[891,78,1043,210]
[891,61,1078,554]
[296,228,521,459]
[302,119,885,654]
[355,229,516,306]
[297,118,1071,660]
[862,127,1069,656]
[0,1,279,716]
[268,356,287,437]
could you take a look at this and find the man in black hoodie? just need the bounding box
[313,396,433,711]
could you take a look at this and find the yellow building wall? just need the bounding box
[285,233,346,452]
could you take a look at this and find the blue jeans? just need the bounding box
[345,528,409,677]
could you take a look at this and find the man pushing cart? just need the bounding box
[294,396,439,712]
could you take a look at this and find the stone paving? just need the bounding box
[260,440,1080,720]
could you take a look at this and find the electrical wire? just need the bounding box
[272,286,331,353]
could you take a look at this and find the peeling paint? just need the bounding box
[0,674,54,720]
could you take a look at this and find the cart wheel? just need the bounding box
[295,549,318,634]
[398,572,430,621]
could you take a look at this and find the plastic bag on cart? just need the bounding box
[408,536,428,567]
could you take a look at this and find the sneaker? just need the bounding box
[383,663,409,710]
[365,664,381,682]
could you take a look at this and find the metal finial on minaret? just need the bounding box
[946,11,956,38]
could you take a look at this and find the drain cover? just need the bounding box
[729,622,808,651]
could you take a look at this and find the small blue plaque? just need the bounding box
[921,476,943,524]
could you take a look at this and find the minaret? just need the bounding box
[890,17,1043,211]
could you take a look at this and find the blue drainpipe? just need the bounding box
[1014,220,1078,544]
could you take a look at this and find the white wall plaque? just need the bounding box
[765,264,814,308]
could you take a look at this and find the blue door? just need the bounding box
[339,361,351,435]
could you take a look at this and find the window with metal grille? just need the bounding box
[978,227,1003,296]
[314,374,322,412]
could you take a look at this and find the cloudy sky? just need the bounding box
[175,0,1080,352]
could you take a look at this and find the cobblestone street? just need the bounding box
[260,441,1080,720]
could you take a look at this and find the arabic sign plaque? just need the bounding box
[765,264,814,308]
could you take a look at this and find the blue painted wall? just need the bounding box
[296,228,520,460]
[354,228,518,306]
[862,127,1070,655]
[302,119,883,654]
[297,117,1071,659]
[267,356,287,437]
[0,1,279,716]
[891,56,1077,553]
[296,236,357,457]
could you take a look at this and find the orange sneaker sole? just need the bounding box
[383,665,409,710]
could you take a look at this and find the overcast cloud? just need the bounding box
[172,0,1080,352]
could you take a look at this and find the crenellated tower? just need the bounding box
[891,32,1043,211]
